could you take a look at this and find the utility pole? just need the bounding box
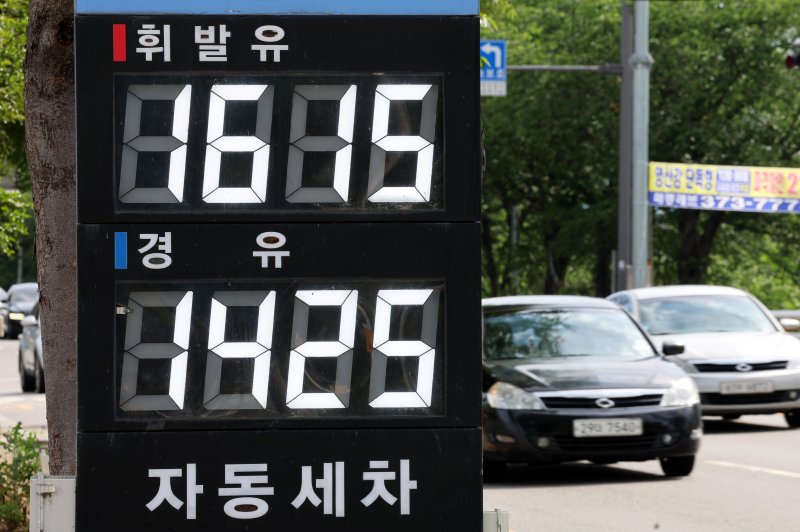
[615,0,633,291]
[631,0,653,288]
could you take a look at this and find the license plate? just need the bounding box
[573,418,643,438]
[720,380,774,395]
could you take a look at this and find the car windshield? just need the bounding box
[10,287,38,304]
[483,307,655,361]
[638,295,777,335]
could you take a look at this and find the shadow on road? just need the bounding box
[484,462,666,488]
[702,418,788,434]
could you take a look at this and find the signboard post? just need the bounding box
[74,2,482,530]
[480,39,507,96]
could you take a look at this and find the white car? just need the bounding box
[608,285,800,428]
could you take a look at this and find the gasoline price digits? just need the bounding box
[117,76,441,208]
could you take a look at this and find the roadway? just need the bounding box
[483,414,800,532]
[0,338,47,433]
[2,337,798,531]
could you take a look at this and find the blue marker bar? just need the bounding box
[76,0,478,15]
[114,232,128,270]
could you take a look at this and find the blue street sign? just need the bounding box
[480,39,507,96]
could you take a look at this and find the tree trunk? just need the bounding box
[676,209,725,284]
[481,212,500,297]
[500,202,520,294]
[593,240,612,296]
[544,232,569,294]
[24,0,76,475]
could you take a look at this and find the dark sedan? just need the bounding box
[482,296,702,479]
[3,282,39,338]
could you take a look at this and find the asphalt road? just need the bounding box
[3,336,798,531]
[483,414,800,532]
[0,338,47,433]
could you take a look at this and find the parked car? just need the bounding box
[18,302,44,393]
[3,282,39,338]
[0,287,8,337]
[482,296,702,480]
[608,285,800,427]
[771,309,800,337]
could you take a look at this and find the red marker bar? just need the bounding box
[112,24,126,62]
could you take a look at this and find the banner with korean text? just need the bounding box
[649,161,800,214]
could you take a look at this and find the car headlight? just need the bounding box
[486,382,546,410]
[660,376,700,407]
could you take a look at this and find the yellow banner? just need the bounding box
[648,162,800,213]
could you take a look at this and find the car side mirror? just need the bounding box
[662,341,685,356]
[779,317,800,332]
[20,315,38,327]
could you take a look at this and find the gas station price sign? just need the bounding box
[75,2,481,531]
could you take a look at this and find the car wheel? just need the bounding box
[34,356,45,394]
[784,410,800,428]
[483,460,506,482]
[659,455,695,477]
[19,350,35,392]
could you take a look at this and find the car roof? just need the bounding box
[772,309,800,319]
[8,282,38,293]
[612,284,748,300]
[482,295,619,310]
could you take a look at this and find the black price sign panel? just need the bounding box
[75,2,481,530]
[78,223,480,431]
[76,12,480,223]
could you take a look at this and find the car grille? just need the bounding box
[540,394,663,409]
[702,391,798,405]
[692,361,788,372]
[551,434,661,452]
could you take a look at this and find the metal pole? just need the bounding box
[616,0,633,292]
[16,245,22,283]
[507,64,622,74]
[630,0,653,288]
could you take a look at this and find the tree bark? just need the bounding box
[544,232,569,294]
[676,209,726,284]
[481,212,500,297]
[24,0,76,475]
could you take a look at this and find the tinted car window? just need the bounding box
[638,295,777,335]
[483,308,655,360]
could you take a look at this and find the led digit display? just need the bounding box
[116,281,444,420]
[114,75,443,214]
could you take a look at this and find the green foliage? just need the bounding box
[481,0,620,296]
[480,0,515,30]
[0,423,43,532]
[0,0,28,190]
[0,190,30,256]
[0,1,33,265]
[481,0,800,305]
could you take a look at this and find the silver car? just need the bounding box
[18,302,44,393]
[608,285,800,428]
